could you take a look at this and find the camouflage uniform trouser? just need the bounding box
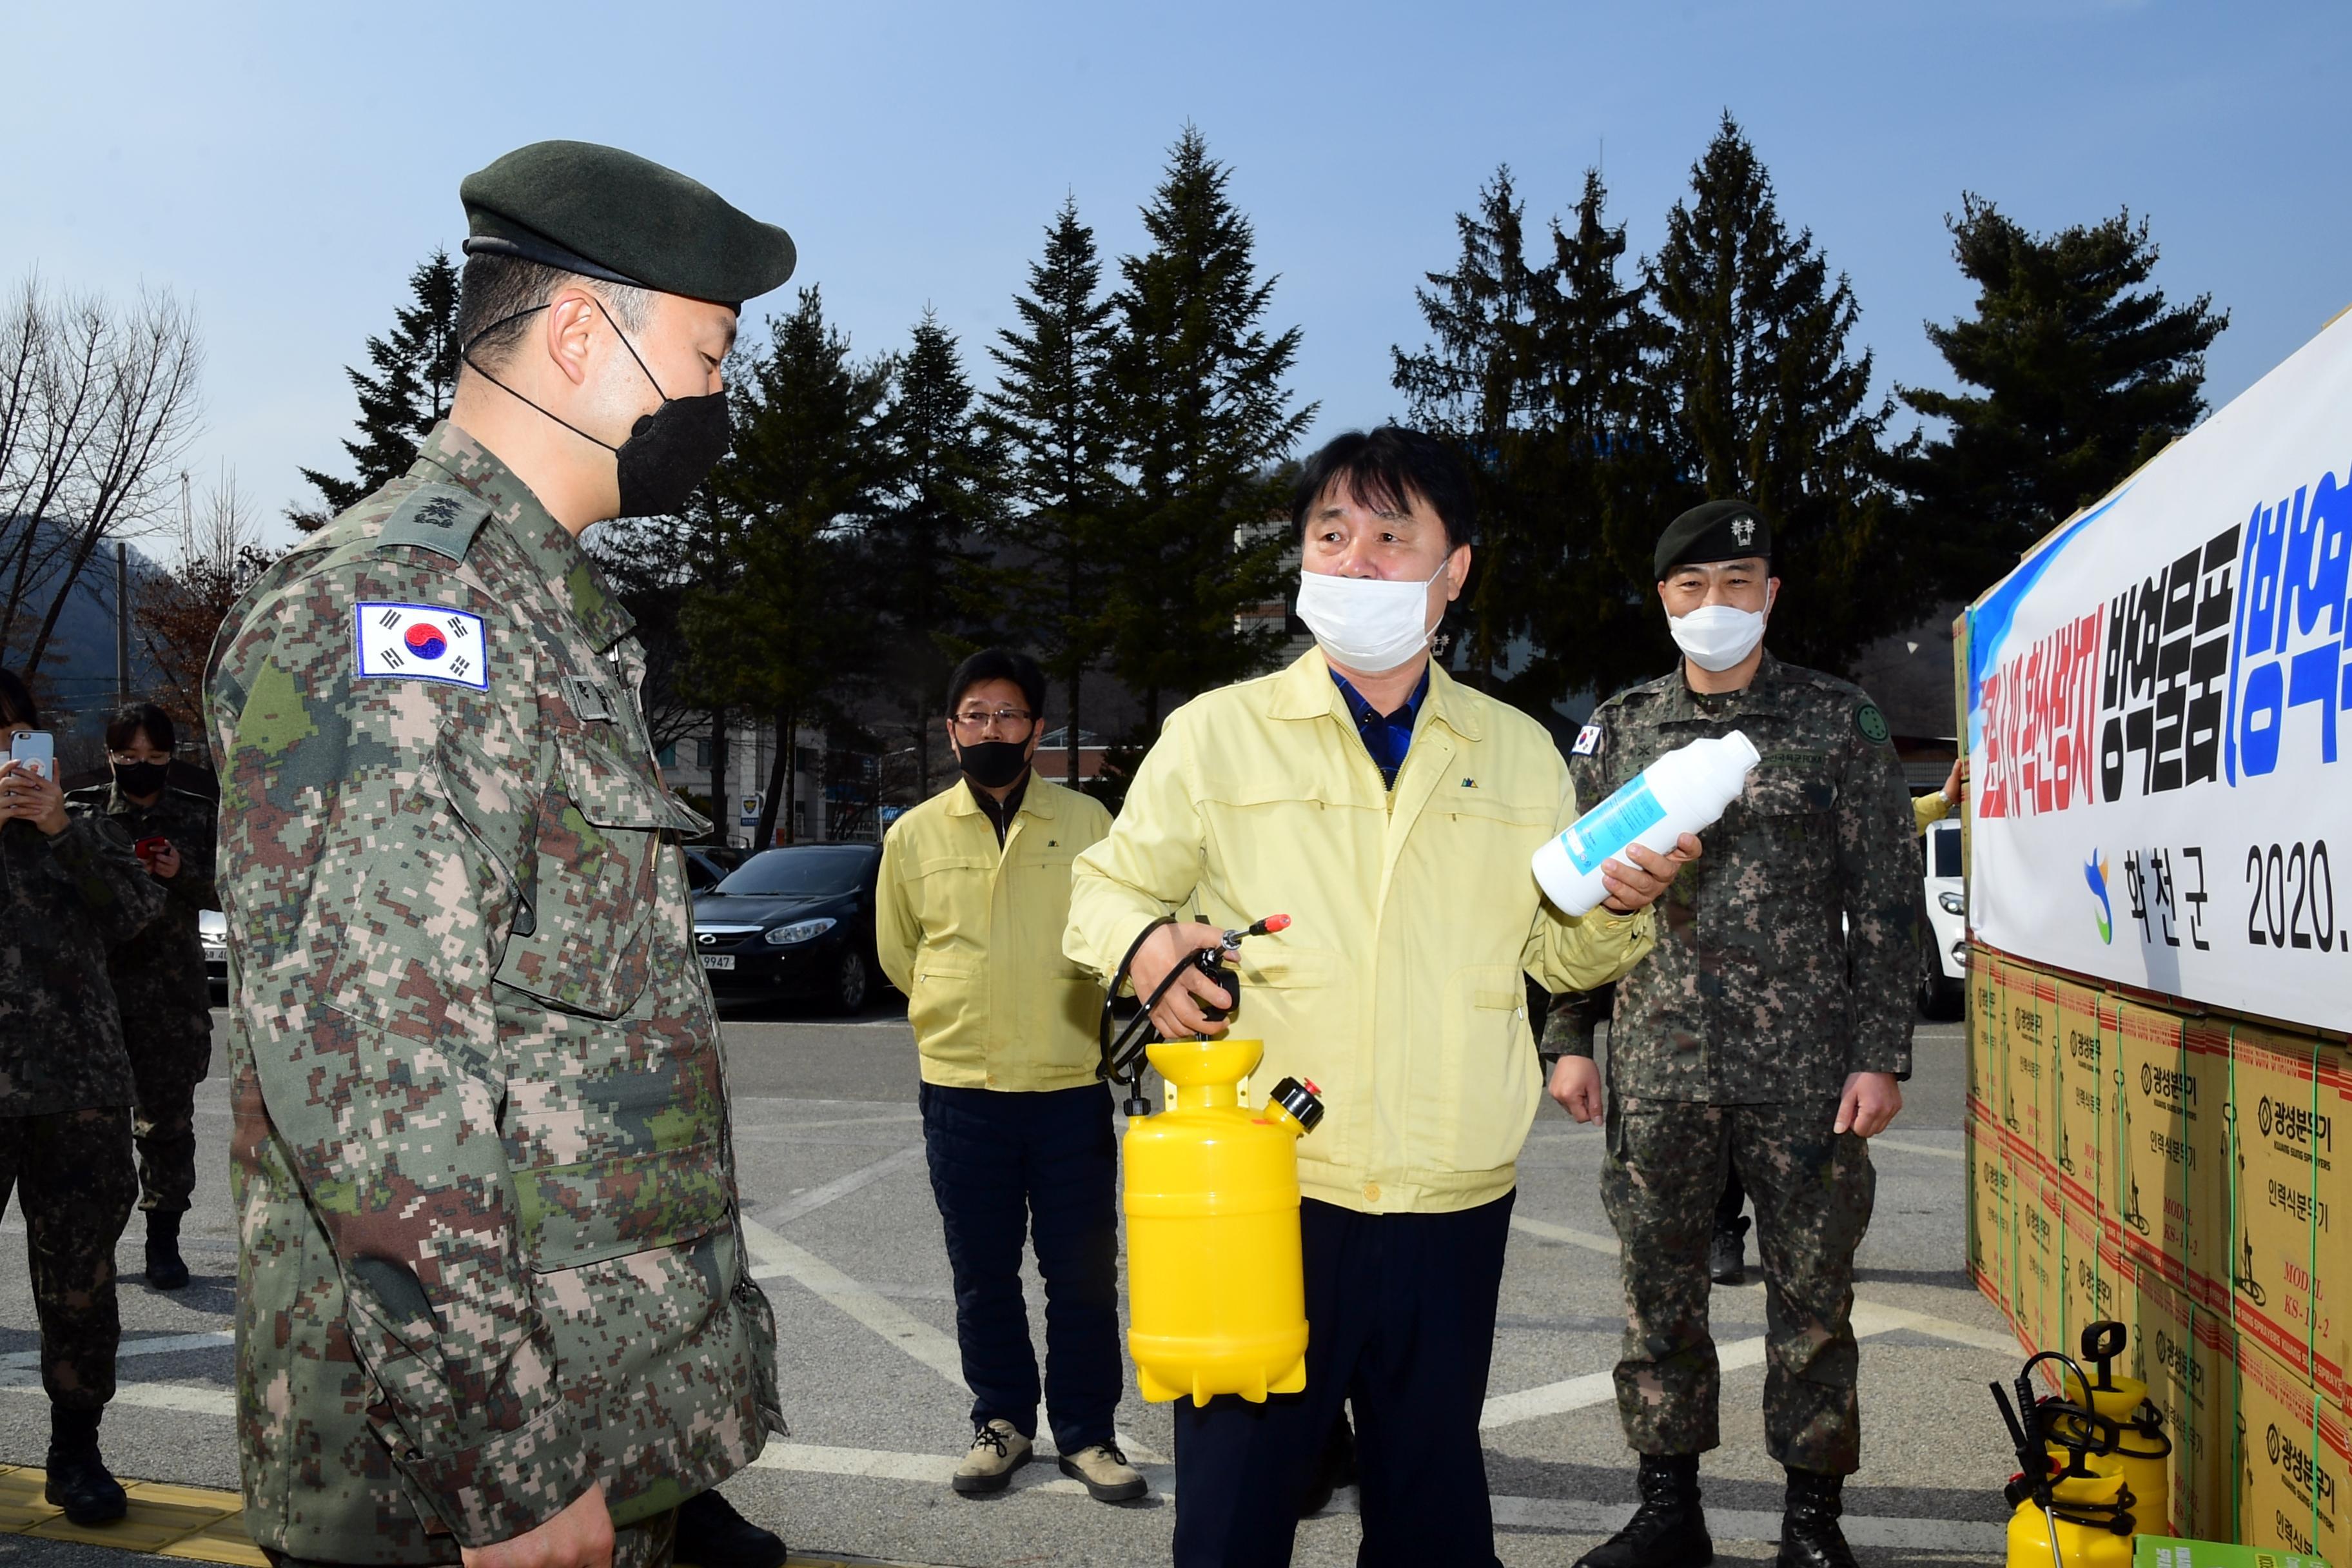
[128,1021,211,1216]
[1601,1095,1876,1474]
[0,1106,137,1409]
[264,1505,677,1568]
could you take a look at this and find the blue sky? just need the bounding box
[4,1,2340,551]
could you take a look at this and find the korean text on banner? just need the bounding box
[1965,308,2352,1033]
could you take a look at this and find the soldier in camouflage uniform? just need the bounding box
[67,701,219,1290]
[1,667,167,1527]
[1549,500,1915,1568]
[206,143,796,1568]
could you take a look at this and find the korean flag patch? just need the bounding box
[1571,723,1602,757]
[355,603,489,689]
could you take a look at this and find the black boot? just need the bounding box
[1574,1454,1712,1568]
[674,1487,787,1568]
[1777,1468,1857,1568]
[146,1210,190,1291]
[1708,1215,1750,1286]
[45,1406,127,1527]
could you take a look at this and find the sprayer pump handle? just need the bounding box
[2080,1320,2126,1387]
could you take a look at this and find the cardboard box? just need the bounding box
[2129,1259,2237,1540]
[2062,1183,2129,1356]
[2055,975,2117,1212]
[2233,1331,2349,1560]
[2005,963,2062,1155]
[2220,1024,2350,1398]
[2015,1157,2067,1357]
[2117,997,2226,1294]
[1969,946,2006,1117]
[1968,1112,2014,1311]
[2134,1536,2331,1568]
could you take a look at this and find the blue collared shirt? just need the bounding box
[1331,667,1430,790]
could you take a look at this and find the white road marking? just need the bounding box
[739,1215,1166,1466]
[743,1442,2003,1550]
[0,1377,233,1415]
[0,1379,2005,1547]
[1488,1223,2024,1429]
[0,1330,232,1377]
[752,1146,926,1228]
[1509,1213,1620,1256]
[1869,1135,1965,1161]
[742,1215,970,1389]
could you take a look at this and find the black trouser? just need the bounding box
[1717,1164,1747,1230]
[919,1081,1122,1453]
[0,1106,136,1409]
[129,1024,208,1217]
[1173,1191,1515,1568]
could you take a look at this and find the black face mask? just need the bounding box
[113,760,168,798]
[956,740,1030,791]
[461,299,732,518]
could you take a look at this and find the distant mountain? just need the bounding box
[3,517,170,750]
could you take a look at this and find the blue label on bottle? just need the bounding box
[1558,776,1666,876]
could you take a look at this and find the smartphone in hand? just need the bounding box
[6,729,55,783]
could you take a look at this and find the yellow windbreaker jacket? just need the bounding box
[1064,649,1657,1215]
[877,774,1113,1092]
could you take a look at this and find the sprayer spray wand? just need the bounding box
[1101,914,1292,1111]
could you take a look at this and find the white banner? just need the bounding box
[1965,309,2352,1032]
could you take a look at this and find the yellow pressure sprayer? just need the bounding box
[1990,1348,2139,1568]
[1101,916,1327,1405]
[2052,1322,2173,1539]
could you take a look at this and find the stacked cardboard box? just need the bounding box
[1965,942,2349,1552]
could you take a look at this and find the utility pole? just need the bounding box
[115,540,131,705]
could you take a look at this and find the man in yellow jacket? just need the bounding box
[1065,428,1696,1567]
[876,649,1141,1505]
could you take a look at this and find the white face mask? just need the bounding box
[1296,564,1446,675]
[1668,587,1773,672]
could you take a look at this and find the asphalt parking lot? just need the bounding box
[0,1003,2017,1567]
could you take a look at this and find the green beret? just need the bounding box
[1654,498,1772,580]
[460,141,795,309]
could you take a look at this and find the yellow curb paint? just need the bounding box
[0,1468,259,1562]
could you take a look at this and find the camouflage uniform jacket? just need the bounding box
[65,783,218,1043]
[1563,654,1916,1104]
[205,421,776,1560]
[0,813,166,1117]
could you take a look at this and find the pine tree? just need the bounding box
[293,248,461,530]
[1518,169,1689,707]
[1105,127,1315,725]
[983,197,1122,785]
[1391,166,1547,681]
[872,308,997,794]
[687,287,891,846]
[1649,115,1906,672]
[1896,195,2227,596]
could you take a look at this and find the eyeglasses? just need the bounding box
[950,707,1036,738]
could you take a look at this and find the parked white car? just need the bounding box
[200,908,228,1001]
[1918,816,1965,1017]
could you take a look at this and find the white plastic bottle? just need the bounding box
[1531,731,1761,916]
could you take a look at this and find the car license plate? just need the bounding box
[700,954,736,972]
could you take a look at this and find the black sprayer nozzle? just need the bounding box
[2081,1321,2126,1391]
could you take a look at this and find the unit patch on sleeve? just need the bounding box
[355,603,490,689]
[1854,702,1891,746]
[1571,723,1602,757]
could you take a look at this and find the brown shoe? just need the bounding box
[1057,1442,1147,1504]
[952,1419,1032,1495]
